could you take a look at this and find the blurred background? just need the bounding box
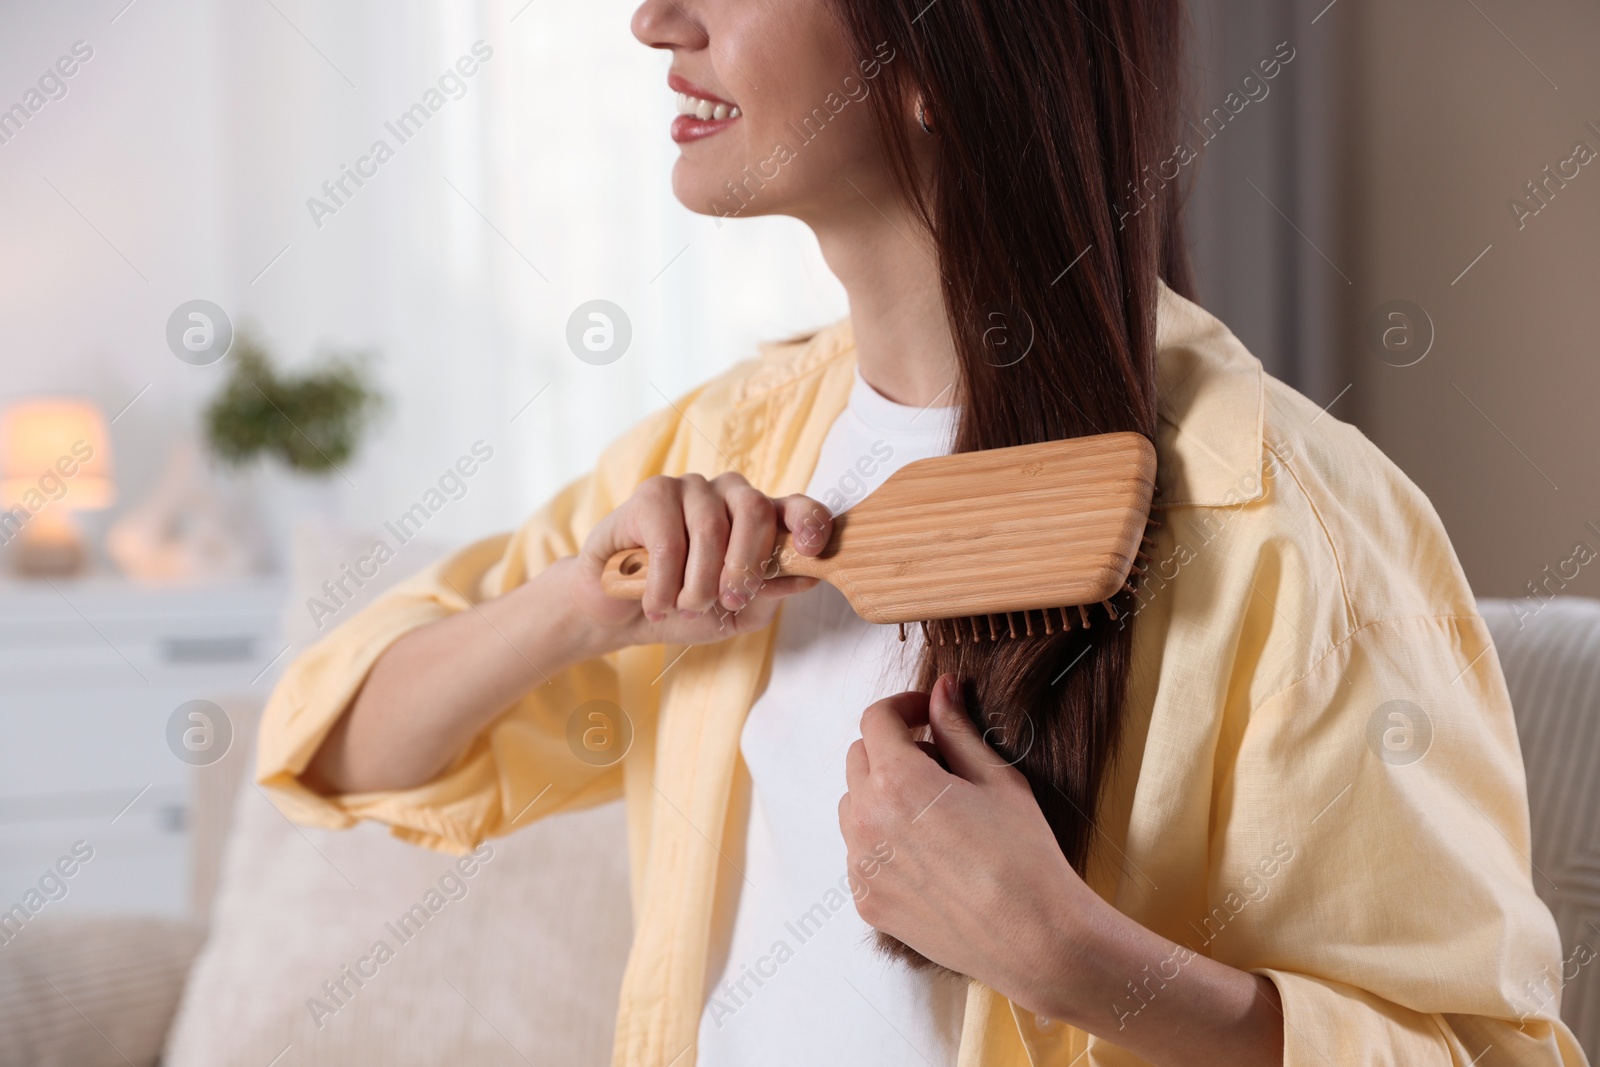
[0,0,1596,1064]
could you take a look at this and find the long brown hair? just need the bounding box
[827,0,1195,970]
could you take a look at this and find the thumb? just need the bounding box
[927,674,1010,784]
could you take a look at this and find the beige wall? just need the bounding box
[1345,0,1600,600]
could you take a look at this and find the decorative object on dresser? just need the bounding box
[106,438,264,584]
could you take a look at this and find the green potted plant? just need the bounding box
[202,330,384,569]
[203,331,383,476]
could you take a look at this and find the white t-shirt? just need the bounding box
[696,367,965,1066]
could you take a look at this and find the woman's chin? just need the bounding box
[673,172,736,220]
[671,157,781,222]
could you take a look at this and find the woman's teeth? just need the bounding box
[676,92,741,121]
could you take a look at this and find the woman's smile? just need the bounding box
[668,72,742,143]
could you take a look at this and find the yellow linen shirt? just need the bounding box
[258,281,1587,1066]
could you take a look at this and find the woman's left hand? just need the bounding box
[840,673,1287,1065]
[838,673,1095,1018]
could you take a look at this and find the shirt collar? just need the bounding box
[1152,278,1267,508]
[744,279,1266,510]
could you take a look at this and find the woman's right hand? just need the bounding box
[302,469,831,797]
[567,471,835,654]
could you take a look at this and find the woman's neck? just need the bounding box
[811,203,959,410]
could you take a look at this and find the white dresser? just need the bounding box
[0,576,286,920]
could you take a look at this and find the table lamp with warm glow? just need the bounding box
[0,398,116,576]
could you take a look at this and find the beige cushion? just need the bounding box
[0,915,206,1067]
[163,522,635,1066]
[1479,596,1600,1061]
[162,772,633,1066]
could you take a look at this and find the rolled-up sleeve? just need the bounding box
[1209,613,1586,1065]
[256,398,693,855]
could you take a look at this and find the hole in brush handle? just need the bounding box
[601,548,652,599]
[601,530,830,602]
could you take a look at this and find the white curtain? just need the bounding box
[210,0,848,548]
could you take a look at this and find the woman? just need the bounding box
[257,1,1586,1064]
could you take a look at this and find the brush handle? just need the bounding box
[600,532,832,600]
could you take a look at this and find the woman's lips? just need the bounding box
[667,73,741,144]
[671,111,740,143]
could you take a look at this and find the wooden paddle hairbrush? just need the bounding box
[600,432,1159,641]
